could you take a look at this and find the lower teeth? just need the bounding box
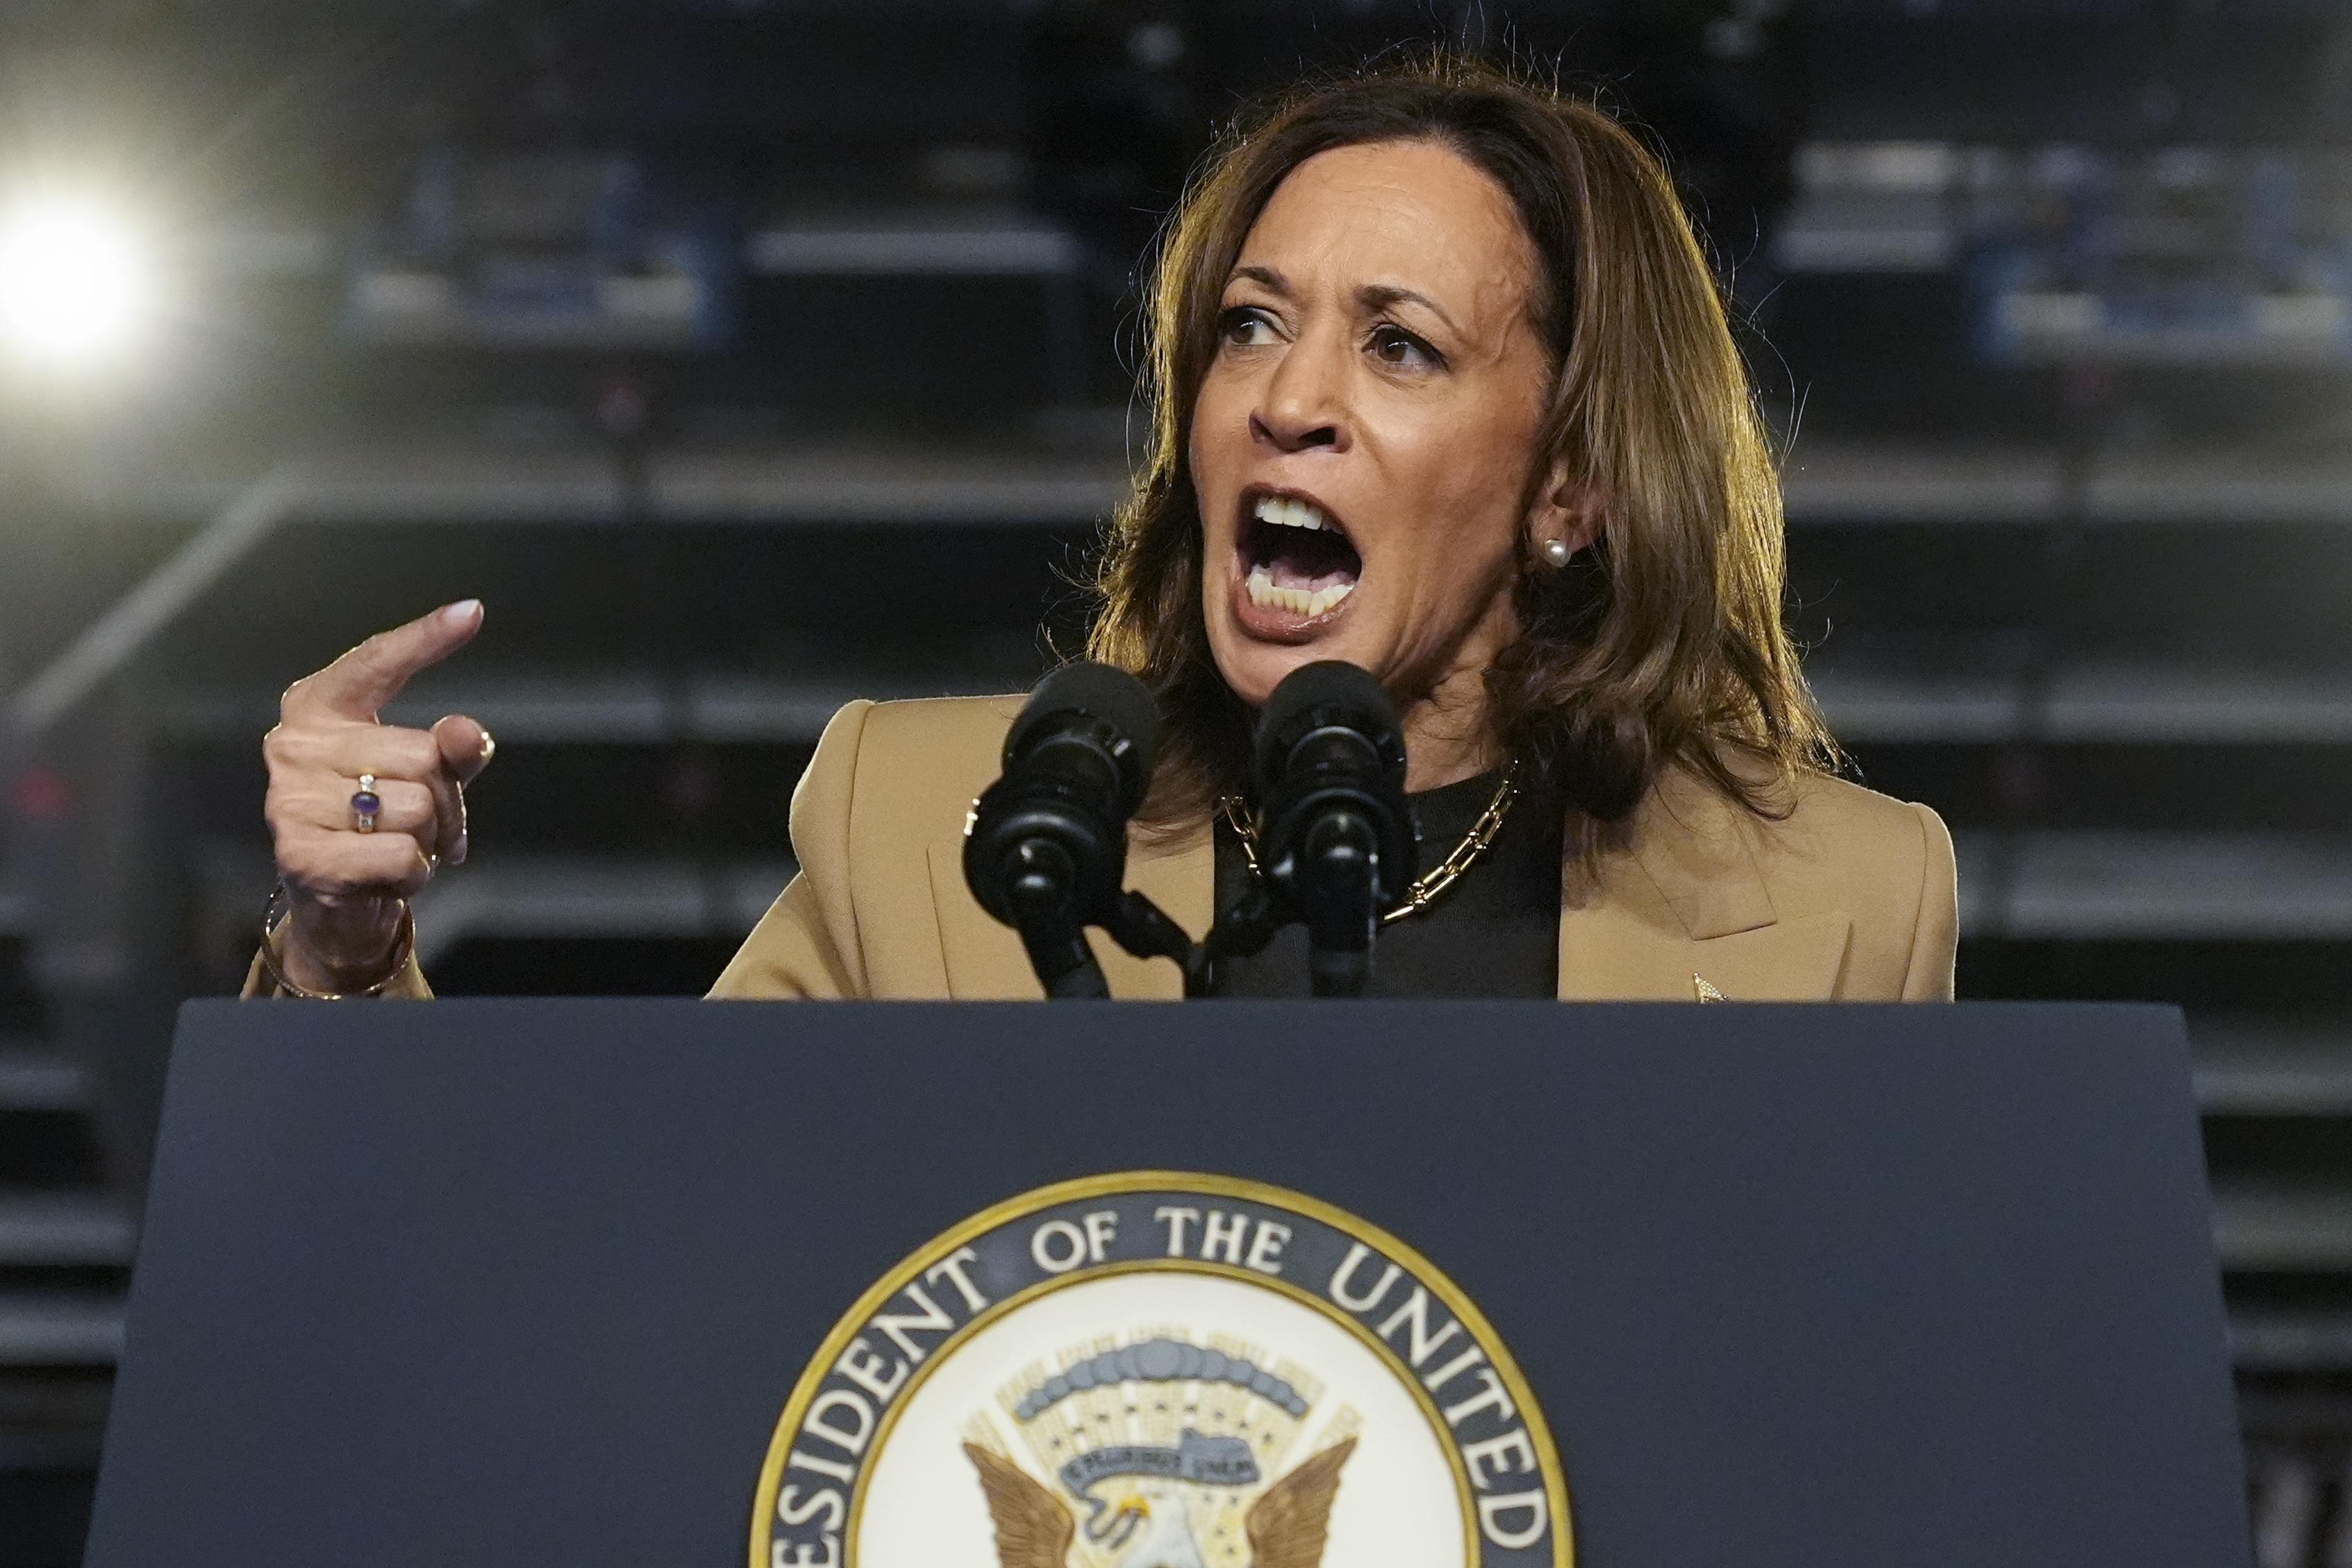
[1246,568,1353,617]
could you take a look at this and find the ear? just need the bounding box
[1529,471,1603,560]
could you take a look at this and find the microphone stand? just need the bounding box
[1000,839,1112,1000]
[1006,885,1209,999]
[1017,866,1376,1000]
[1101,891,1211,997]
[1292,810,1381,998]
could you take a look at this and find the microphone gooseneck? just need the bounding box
[1249,661,1417,998]
[962,663,1174,998]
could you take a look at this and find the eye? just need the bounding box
[1369,324,1442,369]
[1219,306,1279,347]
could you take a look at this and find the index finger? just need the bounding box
[282,600,483,724]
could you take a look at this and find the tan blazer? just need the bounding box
[710,695,1957,1002]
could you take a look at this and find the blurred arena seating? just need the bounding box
[6,0,2352,1561]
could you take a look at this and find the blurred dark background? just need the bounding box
[1,0,2349,1561]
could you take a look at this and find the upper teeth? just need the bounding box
[1254,495,1331,531]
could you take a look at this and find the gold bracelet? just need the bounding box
[255,885,415,1000]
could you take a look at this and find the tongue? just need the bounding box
[1269,557,1354,591]
[1262,530,1360,591]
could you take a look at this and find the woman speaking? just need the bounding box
[251,59,1956,1003]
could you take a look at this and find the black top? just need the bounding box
[1209,768,1564,998]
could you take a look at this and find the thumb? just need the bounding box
[433,713,495,785]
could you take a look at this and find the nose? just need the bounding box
[1250,326,1349,453]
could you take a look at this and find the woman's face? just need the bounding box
[1191,138,1569,728]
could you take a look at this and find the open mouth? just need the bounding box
[1238,491,1362,620]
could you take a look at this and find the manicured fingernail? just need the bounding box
[478,729,496,763]
[442,599,481,627]
[451,830,468,866]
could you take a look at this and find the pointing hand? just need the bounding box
[260,600,494,993]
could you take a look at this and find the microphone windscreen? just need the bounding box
[1253,661,1403,787]
[1006,660,1161,785]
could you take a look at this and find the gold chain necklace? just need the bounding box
[1219,771,1517,926]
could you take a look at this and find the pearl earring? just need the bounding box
[1540,538,1573,568]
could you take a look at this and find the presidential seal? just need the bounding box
[751,1172,1570,1568]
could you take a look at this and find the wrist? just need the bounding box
[261,886,413,999]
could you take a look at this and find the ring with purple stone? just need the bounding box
[350,774,381,834]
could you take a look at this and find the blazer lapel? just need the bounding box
[926,842,1037,999]
[1556,771,1852,1001]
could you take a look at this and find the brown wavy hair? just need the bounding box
[1086,54,1835,849]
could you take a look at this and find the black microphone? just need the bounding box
[1250,661,1416,998]
[963,663,1161,998]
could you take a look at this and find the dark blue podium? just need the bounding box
[85,1000,2247,1567]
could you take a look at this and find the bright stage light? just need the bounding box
[0,198,153,363]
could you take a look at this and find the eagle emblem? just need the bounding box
[964,1436,1356,1568]
[959,1330,1360,1568]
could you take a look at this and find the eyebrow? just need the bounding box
[1228,265,1461,336]
[1358,284,1460,336]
